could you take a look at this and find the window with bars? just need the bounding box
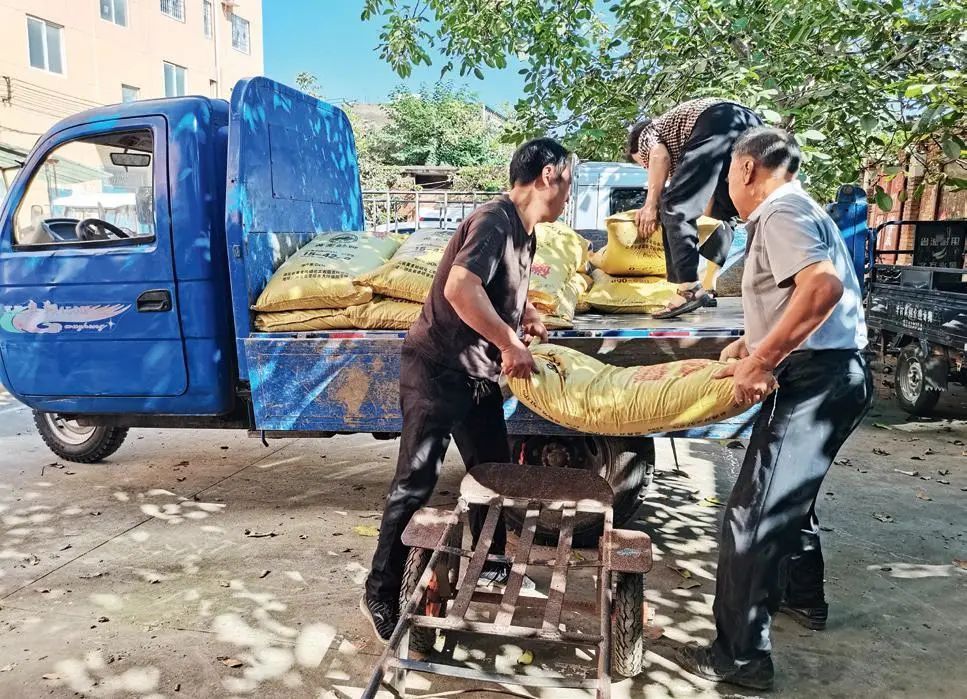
[101,0,128,26]
[160,0,185,22]
[203,0,214,39]
[231,14,250,54]
[163,62,187,97]
[27,16,64,74]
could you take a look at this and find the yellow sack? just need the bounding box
[507,344,742,436]
[355,229,453,303]
[253,231,401,312]
[537,274,589,330]
[529,221,589,306]
[591,212,723,277]
[584,270,680,313]
[348,297,423,330]
[254,308,352,332]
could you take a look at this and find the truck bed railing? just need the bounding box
[362,189,498,230]
[870,219,967,294]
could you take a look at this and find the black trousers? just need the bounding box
[711,349,873,663]
[365,346,510,602]
[661,102,763,284]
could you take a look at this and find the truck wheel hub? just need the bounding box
[540,441,574,469]
[44,414,96,445]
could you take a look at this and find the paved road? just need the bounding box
[0,388,964,698]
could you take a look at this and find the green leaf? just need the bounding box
[860,115,878,133]
[473,67,485,80]
[904,84,924,98]
[802,129,826,142]
[762,109,782,124]
[875,189,894,212]
[942,138,962,160]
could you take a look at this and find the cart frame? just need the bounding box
[363,463,654,698]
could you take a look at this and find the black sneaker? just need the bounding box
[675,642,775,691]
[360,594,398,644]
[779,601,828,631]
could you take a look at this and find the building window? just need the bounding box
[163,62,187,97]
[160,0,185,22]
[101,0,127,27]
[27,16,64,74]
[121,84,140,103]
[231,14,250,54]
[203,0,214,39]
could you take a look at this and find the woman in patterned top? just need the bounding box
[627,98,762,318]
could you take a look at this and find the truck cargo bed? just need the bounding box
[245,298,756,438]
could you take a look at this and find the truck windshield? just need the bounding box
[13,129,155,246]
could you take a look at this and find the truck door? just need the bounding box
[0,118,188,397]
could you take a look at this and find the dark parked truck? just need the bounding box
[866,217,967,415]
[0,77,867,538]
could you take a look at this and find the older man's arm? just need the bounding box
[715,260,842,404]
[753,261,843,368]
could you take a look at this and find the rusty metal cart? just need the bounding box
[363,463,654,698]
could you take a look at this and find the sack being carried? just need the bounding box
[356,228,453,303]
[507,344,744,436]
[584,270,680,313]
[253,231,401,312]
[590,212,724,277]
[528,221,590,308]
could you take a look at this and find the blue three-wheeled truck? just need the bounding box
[0,77,873,543]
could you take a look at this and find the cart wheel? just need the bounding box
[612,572,645,678]
[399,547,438,656]
[895,346,945,415]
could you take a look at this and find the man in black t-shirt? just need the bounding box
[362,138,573,643]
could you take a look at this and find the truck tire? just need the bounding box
[399,547,437,656]
[895,346,945,416]
[612,572,646,678]
[506,436,655,547]
[33,411,128,463]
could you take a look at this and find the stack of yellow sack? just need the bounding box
[528,221,591,329]
[253,231,408,331]
[585,211,723,313]
[507,344,745,435]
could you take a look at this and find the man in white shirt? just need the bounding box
[673,127,873,690]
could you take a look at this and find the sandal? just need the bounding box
[652,284,713,320]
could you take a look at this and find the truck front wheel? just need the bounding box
[506,436,655,547]
[33,411,129,463]
[895,346,946,416]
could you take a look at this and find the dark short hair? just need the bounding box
[509,138,571,186]
[625,119,652,161]
[732,127,802,175]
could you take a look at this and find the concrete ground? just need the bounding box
[0,385,964,699]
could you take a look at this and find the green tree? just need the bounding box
[376,82,510,167]
[362,0,966,201]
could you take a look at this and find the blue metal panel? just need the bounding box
[0,97,237,415]
[827,183,872,292]
[0,115,186,399]
[246,336,757,440]
[225,77,364,379]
